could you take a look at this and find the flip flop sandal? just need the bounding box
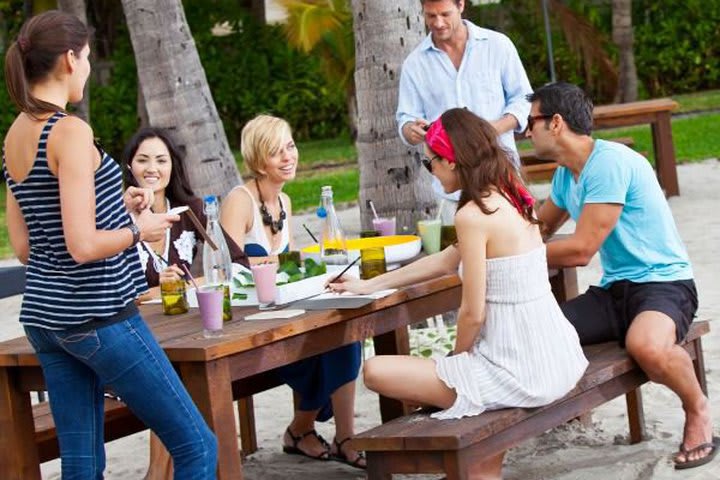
[282,428,331,461]
[331,437,367,470]
[674,435,720,470]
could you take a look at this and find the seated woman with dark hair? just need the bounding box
[330,108,588,479]
[122,127,248,287]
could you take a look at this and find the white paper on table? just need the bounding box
[308,288,397,302]
[289,288,397,310]
[244,309,306,321]
[307,289,397,302]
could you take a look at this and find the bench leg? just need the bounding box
[626,387,647,444]
[237,397,257,456]
[691,337,708,396]
[444,450,469,480]
[651,112,680,197]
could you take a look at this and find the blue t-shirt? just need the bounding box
[550,139,693,287]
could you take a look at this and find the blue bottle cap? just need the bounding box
[316,206,327,218]
[204,195,217,203]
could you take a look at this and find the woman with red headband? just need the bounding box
[329,108,588,479]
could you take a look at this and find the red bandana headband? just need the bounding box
[425,119,455,163]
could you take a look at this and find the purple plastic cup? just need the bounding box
[372,217,396,236]
[197,287,224,338]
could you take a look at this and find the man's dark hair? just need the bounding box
[526,82,594,136]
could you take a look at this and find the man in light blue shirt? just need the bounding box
[527,82,715,470]
[396,0,533,217]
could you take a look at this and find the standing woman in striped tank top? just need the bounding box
[2,11,217,479]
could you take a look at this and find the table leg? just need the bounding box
[651,112,680,197]
[373,327,414,422]
[0,368,41,480]
[179,359,242,480]
[549,266,579,303]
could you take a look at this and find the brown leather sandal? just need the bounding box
[282,427,331,461]
[331,437,367,470]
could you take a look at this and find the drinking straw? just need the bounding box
[184,208,218,251]
[139,242,170,268]
[302,223,319,244]
[181,264,200,291]
[436,199,445,221]
[328,256,361,284]
[369,200,380,220]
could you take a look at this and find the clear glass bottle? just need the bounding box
[202,195,233,321]
[319,186,348,265]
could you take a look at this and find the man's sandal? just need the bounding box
[282,427,331,461]
[674,436,720,470]
[331,437,367,470]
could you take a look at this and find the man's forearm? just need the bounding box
[546,237,593,269]
[492,113,519,135]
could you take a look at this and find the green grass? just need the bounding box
[0,183,11,258]
[673,90,720,113]
[285,168,359,212]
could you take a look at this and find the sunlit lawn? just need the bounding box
[673,89,720,114]
[0,183,10,258]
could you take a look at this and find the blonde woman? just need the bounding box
[221,115,365,468]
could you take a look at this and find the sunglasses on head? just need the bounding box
[527,114,553,131]
[421,154,441,173]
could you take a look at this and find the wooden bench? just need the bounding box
[352,320,710,480]
[520,137,635,183]
[29,371,284,468]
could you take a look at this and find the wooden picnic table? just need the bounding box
[0,267,577,480]
[593,98,680,196]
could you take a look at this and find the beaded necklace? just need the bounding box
[256,178,286,234]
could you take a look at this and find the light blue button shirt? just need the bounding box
[396,20,533,163]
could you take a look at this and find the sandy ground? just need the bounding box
[1,160,719,479]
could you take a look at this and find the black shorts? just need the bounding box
[561,279,698,347]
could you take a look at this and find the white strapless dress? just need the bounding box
[433,245,588,419]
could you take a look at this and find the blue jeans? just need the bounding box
[25,314,217,480]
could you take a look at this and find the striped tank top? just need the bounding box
[2,112,148,330]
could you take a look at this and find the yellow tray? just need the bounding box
[301,235,422,265]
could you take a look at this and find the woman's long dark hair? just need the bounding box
[4,10,89,117]
[438,108,538,224]
[121,128,195,205]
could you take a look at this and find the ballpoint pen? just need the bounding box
[327,256,361,285]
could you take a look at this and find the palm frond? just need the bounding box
[280,0,350,53]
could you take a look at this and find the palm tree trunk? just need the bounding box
[121,0,241,198]
[350,0,435,233]
[57,0,90,122]
[612,0,638,102]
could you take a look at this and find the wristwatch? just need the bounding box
[126,222,141,246]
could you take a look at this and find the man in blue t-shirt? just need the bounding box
[526,82,716,470]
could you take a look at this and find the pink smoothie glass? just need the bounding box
[197,286,224,338]
[372,216,396,236]
[250,263,278,310]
